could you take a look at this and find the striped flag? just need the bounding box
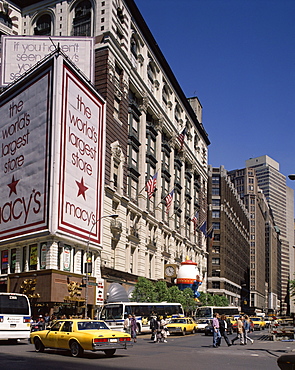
[191,211,199,232]
[146,172,158,199]
[177,127,187,151]
[165,189,174,213]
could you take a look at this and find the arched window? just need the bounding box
[72,0,92,36]
[34,14,52,35]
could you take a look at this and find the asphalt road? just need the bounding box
[0,330,293,370]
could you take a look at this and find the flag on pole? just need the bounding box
[146,172,158,199]
[206,227,214,247]
[191,211,199,232]
[165,189,174,213]
[177,127,187,151]
[199,220,207,236]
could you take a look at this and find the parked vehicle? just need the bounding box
[30,319,132,357]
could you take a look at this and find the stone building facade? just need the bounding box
[0,0,210,316]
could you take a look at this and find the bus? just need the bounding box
[99,302,184,333]
[0,293,31,341]
[196,306,239,319]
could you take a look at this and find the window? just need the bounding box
[34,14,52,35]
[1,250,8,274]
[212,246,220,253]
[10,249,16,274]
[72,0,92,36]
[212,270,220,277]
[212,210,220,218]
[212,222,220,230]
[212,199,220,206]
[29,244,38,270]
[0,8,12,28]
[213,233,220,241]
[212,258,220,265]
[212,176,220,184]
[212,281,220,289]
[212,188,220,195]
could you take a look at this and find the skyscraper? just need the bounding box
[246,155,294,314]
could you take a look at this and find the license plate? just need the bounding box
[109,338,117,343]
[10,324,16,328]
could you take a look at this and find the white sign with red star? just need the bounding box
[58,64,105,243]
[0,70,51,240]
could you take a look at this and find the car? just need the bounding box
[166,317,197,336]
[195,319,211,332]
[204,321,214,336]
[249,316,266,330]
[30,319,132,357]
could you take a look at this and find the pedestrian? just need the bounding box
[150,315,158,341]
[124,314,131,334]
[219,314,232,346]
[130,314,137,342]
[160,315,168,343]
[243,315,254,344]
[212,312,221,348]
[231,316,245,345]
[156,316,162,343]
[37,316,46,331]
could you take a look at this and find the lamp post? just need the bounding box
[84,214,118,318]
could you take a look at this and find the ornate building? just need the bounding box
[0,0,210,316]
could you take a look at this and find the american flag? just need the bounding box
[165,189,174,213]
[191,211,199,232]
[146,172,158,199]
[177,127,187,151]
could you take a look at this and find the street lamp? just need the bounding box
[84,214,118,318]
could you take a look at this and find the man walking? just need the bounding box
[232,316,245,345]
[212,312,221,348]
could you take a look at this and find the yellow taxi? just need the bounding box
[166,317,197,336]
[250,316,266,330]
[30,319,132,357]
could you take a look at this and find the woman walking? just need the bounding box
[130,314,137,343]
[243,315,254,344]
[219,314,232,346]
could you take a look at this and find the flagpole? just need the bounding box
[139,168,160,195]
[168,201,185,219]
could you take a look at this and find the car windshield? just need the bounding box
[78,321,109,330]
[171,319,186,324]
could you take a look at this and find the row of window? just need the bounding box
[0,243,94,275]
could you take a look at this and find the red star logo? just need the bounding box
[8,175,20,196]
[76,177,88,200]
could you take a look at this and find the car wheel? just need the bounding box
[182,329,186,336]
[104,349,116,357]
[70,340,84,357]
[34,337,45,353]
[192,327,196,334]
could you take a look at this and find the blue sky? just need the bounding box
[135,0,295,194]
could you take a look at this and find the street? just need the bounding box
[0,330,292,370]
